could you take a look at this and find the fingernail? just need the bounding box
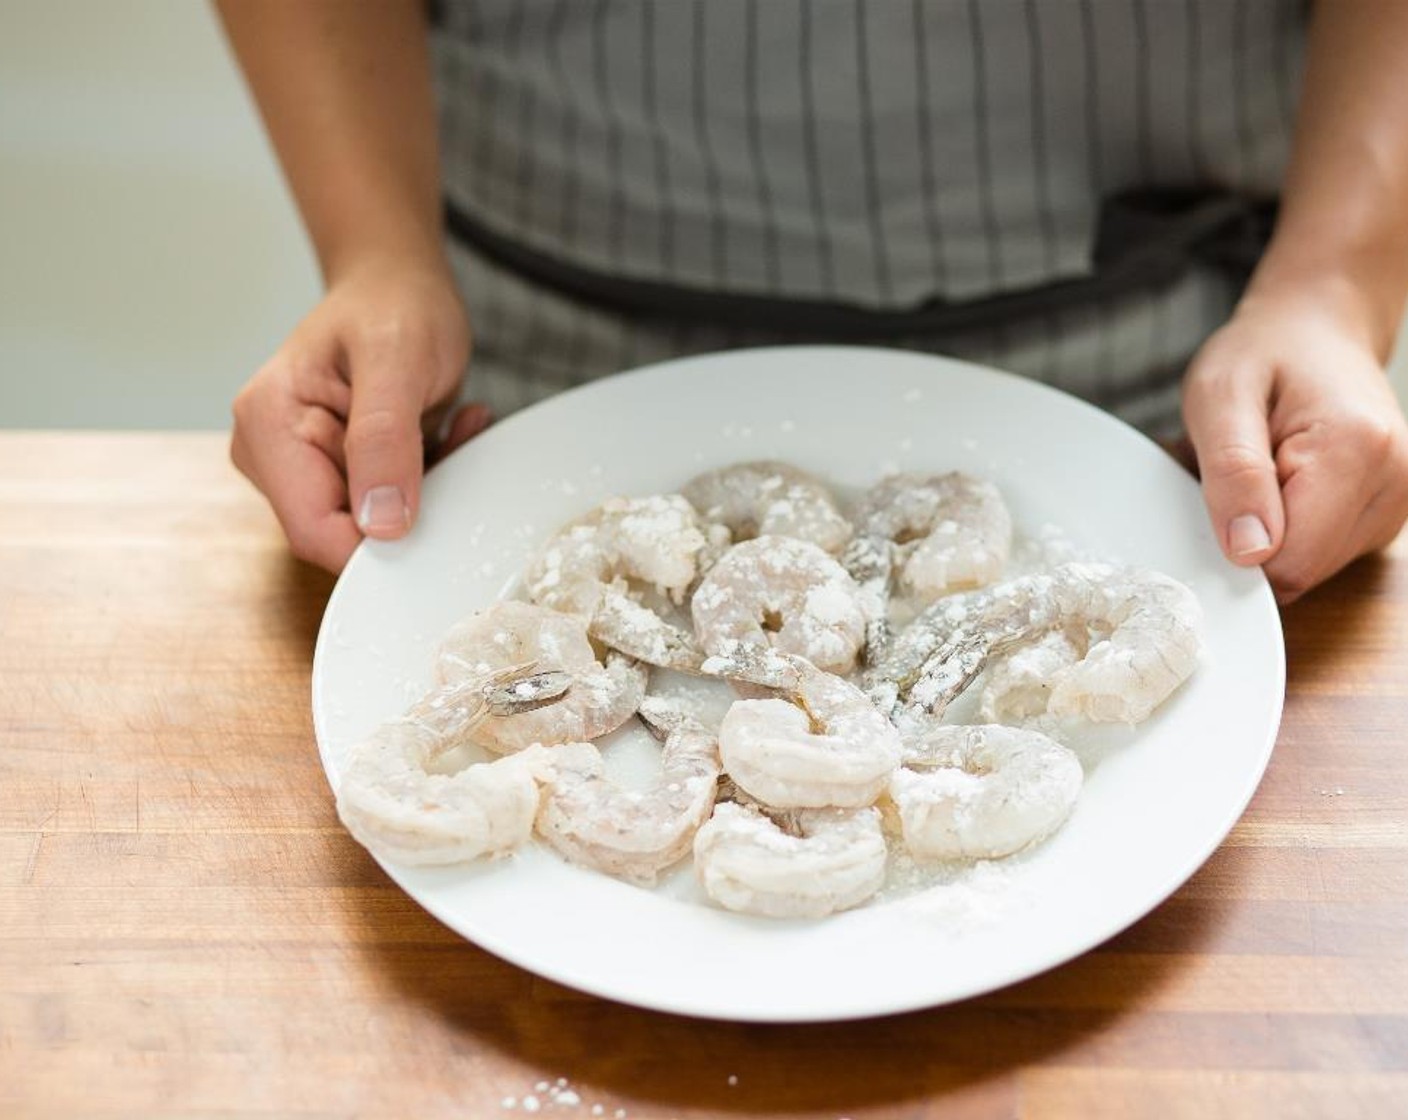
[358,485,409,535]
[1228,513,1271,556]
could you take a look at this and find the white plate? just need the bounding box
[312,346,1284,1022]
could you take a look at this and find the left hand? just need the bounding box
[1182,293,1408,603]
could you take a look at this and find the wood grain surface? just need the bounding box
[2,433,1405,1120]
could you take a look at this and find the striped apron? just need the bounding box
[431,0,1306,435]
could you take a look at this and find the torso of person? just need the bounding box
[431,0,1305,435]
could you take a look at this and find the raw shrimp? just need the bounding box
[883,563,1202,726]
[690,522,735,589]
[978,629,1085,724]
[838,530,896,669]
[692,536,867,675]
[889,724,1083,859]
[851,472,1012,602]
[438,601,647,753]
[1044,570,1202,723]
[336,664,570,865]
[863,580,1028,714]
[681,460,853,554]
[535,697,722,886]
[524,495,709,670]
[693,801,888,918]
[706,644,902,808]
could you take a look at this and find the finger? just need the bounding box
[292,403,348,475]
[1262,452,1366,603]
[288,351,353,418]
[344,325,439,540]
[1183,363,1285,566]
[1263,418,1408,602]
[436,403,494,461]
[1357,474,1408,554]
[243,420,362,572]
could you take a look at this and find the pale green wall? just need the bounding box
[0,0,320,429]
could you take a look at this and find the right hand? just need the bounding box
[231,257,486,572]
[1182,289,1408,603]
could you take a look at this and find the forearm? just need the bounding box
[214,0,445,284]
[1244,0,1408,359]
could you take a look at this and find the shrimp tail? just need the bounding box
[590,590,706,672]
[699,640,802,692]
[403,661,574,749]
[840,532,895,668]
[480,662,575,717]
[636,694,695,740]
[899,635,994,721]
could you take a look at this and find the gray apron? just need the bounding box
[431,0,1305,435]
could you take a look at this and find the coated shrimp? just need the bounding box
[837,529,895,669]
[880,563,1202,727]
[1043,569,1202,723]
[851,472,1012,602]
[692,536,868,675]
[693,801,888,918]
[681,460,853,554]
[336,664,570,866]
[438,601,647,753]
[889,724,1083,860]
[535,697,722,886]
[705,644,902,808]
[978,629,1084,724]
[524,495,709,670]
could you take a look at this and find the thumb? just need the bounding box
[345,331,436,540]
[1183,363,1286,566]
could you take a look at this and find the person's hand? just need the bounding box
[1182,292,1408,603]
[231,258,487,572]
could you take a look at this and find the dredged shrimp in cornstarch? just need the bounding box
[693,802,888,918]
[863,581,1020,716]
[680,460,853,554]
[887,563,1203,727]
[336,665,571,866]
[523,495,709,670]
[705,644,902,808]
[978,629,1085,725]
[534,697,722,886]
[851,472,1013,602]
[692,536,868,675]
[438,601,647,753]
[889,724,1083,860]
[838,529,896,670]
[1043,568,1202,724]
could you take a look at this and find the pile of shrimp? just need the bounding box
[336,461,1202,919]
